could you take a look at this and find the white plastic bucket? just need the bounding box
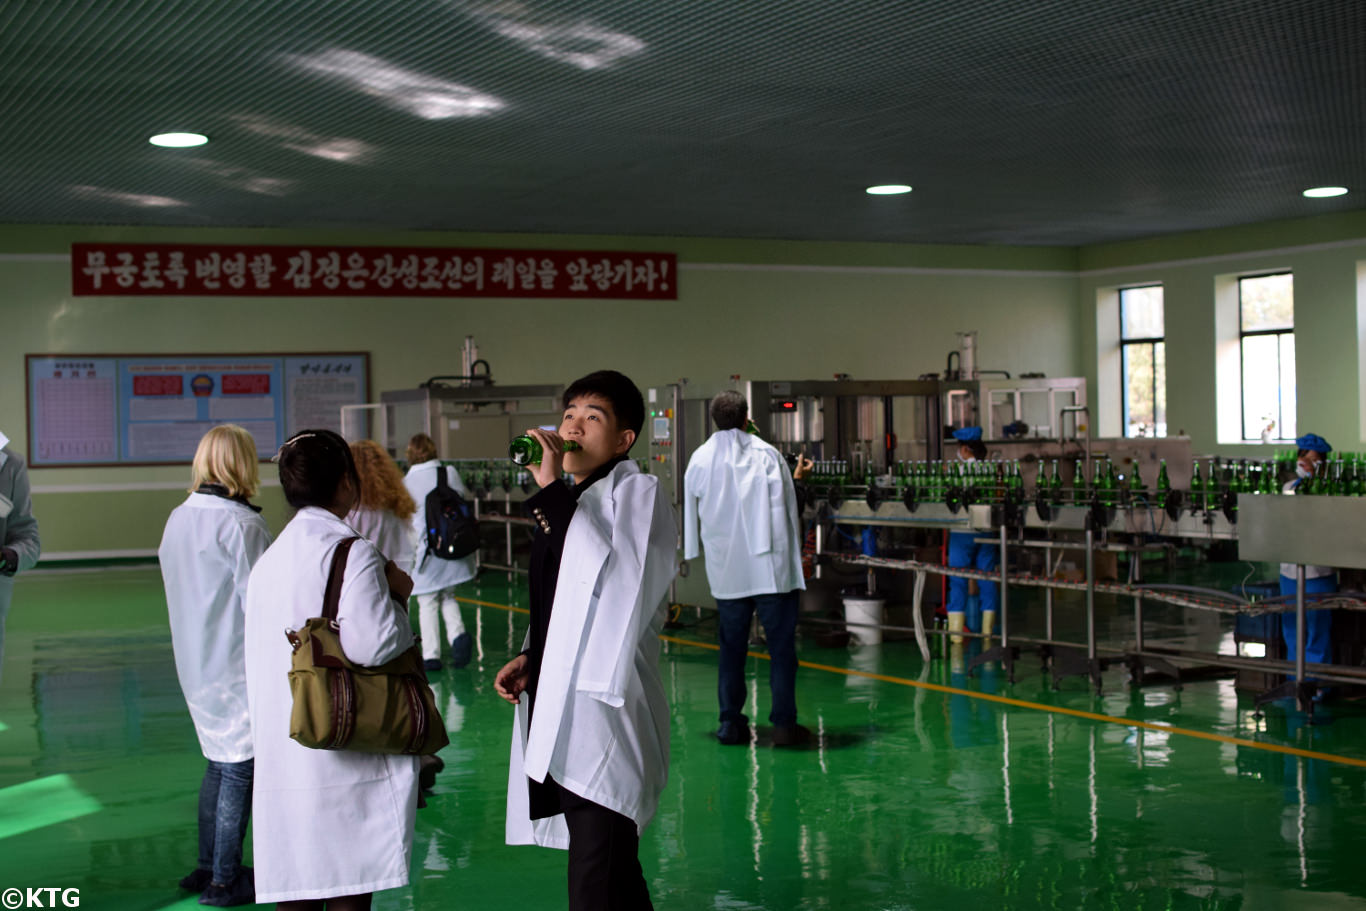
[843,597,885,646]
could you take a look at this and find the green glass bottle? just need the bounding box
[508,434,581,466]
[1155,459,1170,507]
[744,419,761,436]
[1103,458,1118,506]
[1128,460,1145,498]
[1190,459,1204,510]
[1050,459,1064,503]
[1072,458,1087,503]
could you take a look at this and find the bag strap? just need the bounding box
[434,462,450,492]
[322,536,360,622]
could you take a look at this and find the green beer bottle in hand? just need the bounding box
[508,434,581,466]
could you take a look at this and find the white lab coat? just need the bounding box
[0,437,42,679]
[403,460,477,595]
[1280,478,1334,580]
[159,492,272,762]
[683,429,806,599]
[244,507,419,902]
[348,504,416,575]
[506,461,678,848]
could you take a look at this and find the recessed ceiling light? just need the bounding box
[1302,186,1348,198]
[866,184,912,196]
[149,132,209,148]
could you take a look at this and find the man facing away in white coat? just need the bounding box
[494,370,677,911]
[683,390,810,747]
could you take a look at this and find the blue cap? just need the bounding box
[952,426,983,442]
[1296,433,1332,454]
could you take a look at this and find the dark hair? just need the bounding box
[710,390,749,431]
[277,429,360,510]
[563,370,645,444]
[961,440,988,460]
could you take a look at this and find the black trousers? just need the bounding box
[563,802,653,911]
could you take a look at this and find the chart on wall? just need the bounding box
[26,353,369,466]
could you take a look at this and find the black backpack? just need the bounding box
[423,464,480,562]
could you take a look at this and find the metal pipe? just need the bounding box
[504,493,514,581]
[1296,564,1307,685]
[1134,593,1144,653]
[1059,405,1091,467]
[1085,527,1096,661]
[1044,543,1054,641]
[999,523,1009,649]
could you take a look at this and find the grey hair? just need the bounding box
[710,390,749,431]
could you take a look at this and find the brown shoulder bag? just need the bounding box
[286,536,450,755]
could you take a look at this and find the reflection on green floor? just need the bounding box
[0,773,101,839]
[3,566,1366,909]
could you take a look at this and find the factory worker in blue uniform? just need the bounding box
[946,427,997,643]
[1280,433,1337,678]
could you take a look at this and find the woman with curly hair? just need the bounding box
[347,439,417,574]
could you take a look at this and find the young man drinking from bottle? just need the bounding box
[493,369,677,911]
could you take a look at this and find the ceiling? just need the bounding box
[2,0,1363,246]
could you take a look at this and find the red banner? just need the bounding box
[71,243,677,300]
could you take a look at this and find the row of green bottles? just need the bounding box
[889,459,1028,503]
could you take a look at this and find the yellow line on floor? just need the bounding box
[458,595,1366,770]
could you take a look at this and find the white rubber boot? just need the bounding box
[947,612,965,644]
[981,610,997,641]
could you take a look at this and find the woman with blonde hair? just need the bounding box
[347,440,417,574]
[159,423,272,906]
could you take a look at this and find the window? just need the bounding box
[1120,285,1165,437]
[1239,272,1294,441]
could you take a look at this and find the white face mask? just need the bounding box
[1296,463,1313,479]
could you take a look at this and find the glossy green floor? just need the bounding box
[5,566,1366,910]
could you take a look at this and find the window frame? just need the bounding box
[1237,271,1294,442]
[1118,284,1165,438]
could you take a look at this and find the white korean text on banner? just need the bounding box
[71,243,677,300]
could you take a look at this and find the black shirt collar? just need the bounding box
[196,483,263,513]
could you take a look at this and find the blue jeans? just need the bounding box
[1279,574,1336,676]
[197,758,253,884]
[947,532,998,618]
[715,590,800,727]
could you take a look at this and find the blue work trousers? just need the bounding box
[715,590,800,727]
[197,758,253,885]
[1279,574,1336,675]
[947,531,998,617]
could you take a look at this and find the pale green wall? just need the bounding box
[15,211,1366,557]
[2,224,1080,557]
[1077,211,1366,458]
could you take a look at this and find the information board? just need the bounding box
[26,353,369,466]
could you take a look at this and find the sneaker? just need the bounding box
[771,724,813,747]
[198,869,254,907]
[715,719,751,745]
[179,869,212,893]
[423,658,443,672]
[450,632,473,669]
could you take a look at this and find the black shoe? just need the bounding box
[716,720,751,745]
[771,724,813,747]
[450,632,473,669]
[179,869,212,893]
[198,868,254,907]
[423,658,443,672]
